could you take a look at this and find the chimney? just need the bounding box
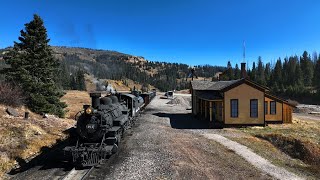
[241,62,247,79]
[90,92,101,109]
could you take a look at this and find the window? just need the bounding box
[265,101,268,115]
[230,99,238,117]
[250,99,258,118]
[270,101,276,114]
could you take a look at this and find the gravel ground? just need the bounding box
[88,96,274,180]
[293,113,320,121]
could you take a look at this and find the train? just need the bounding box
[64,90,156,167]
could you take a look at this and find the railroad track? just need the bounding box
[62,166,94,180]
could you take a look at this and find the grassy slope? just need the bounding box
[229,116,320,179]
[0,91,81,178]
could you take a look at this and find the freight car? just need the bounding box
[140,91,156,106]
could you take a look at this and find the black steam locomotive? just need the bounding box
[64,90,155,167]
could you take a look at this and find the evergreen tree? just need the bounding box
[251,62,257,82]
[234,63,241,79]
[271,58,282,86]
[57,61,71,89]
[225,61,234,80]
[300,51,314,86]
[256,56,266,85]
[282,57,289,86]
[314,57,320,88]
[2,14,66,117]
[264,62,271,84]
[71,75,78,90]
[292,56,303,86]
[76,69,86,91]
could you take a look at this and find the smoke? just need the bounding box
[106,84,116,94]
[92,76,116,94]
[92,77,105,91]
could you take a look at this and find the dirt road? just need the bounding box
[88,96,274,180]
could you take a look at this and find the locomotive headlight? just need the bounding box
[85,108,92,114]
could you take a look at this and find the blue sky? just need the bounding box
[1,0,320,66]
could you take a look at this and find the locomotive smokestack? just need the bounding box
[241,62,247,79]
[90,92,101,109]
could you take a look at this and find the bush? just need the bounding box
[0,82,25,107]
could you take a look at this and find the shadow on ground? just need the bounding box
[8,128,76,176]
[153,113,223,129]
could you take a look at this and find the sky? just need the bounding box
[1,0,320,66]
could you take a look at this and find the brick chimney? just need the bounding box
[241,62,247,79]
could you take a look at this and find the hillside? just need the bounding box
[50,46,226,92]
[0,46,226,92]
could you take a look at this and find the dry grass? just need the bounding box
[230,115,320,179]
[242,116,320,148]
[61,90,91,119]
[0,105,75,178]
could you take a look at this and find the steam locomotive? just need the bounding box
[64,90,155,167]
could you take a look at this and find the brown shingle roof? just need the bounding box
[191,79,243,91]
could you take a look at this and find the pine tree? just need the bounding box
[300,51,314,86]
[314,57,320,88]
[234,63,241,79]
[264,62,271,84]
[3,14,66,117]
[76,69,86,91]
[282,57,289,86]
[226,61,234,80]
[256,56,266,85]
[57,61,71,90]
[271,58,282,86]
[251,62,257,82]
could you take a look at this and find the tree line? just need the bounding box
[221,52,320,100]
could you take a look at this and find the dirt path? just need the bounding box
[202,133,303,180]
[88,96,274,179]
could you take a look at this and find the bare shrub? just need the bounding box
[0,82,25,107]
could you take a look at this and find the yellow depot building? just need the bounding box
[190,63,295,127]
